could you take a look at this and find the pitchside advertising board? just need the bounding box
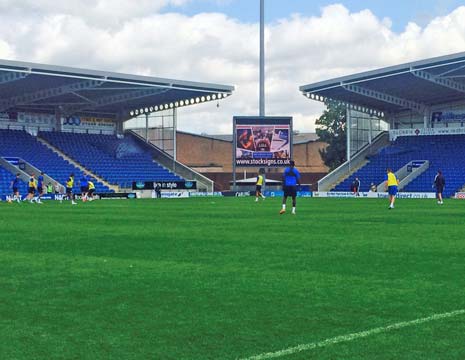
[233,116,292,167]
[132,181,197,190]
[6,191,462,200]
[1,193,138,201]
[312,191,437,199]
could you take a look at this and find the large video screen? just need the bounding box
[233,116,292,167]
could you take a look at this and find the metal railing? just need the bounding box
[0,157,66,193]
[318,131,389,191]
[377,160,429,191]
[127,130,214,192]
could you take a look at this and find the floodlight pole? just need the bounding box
[145,113,149,143]
[346,107,351,172]
[259,0,265,117]
[173,107,177,162]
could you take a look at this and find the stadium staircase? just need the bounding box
[318,132,389,191]
[127,130,214,192]
[0,129,112,194]
[36,136,119,192]
[39,131,186,189]
[0,156,66,193]
[332,134,465,197]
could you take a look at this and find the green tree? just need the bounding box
[315,101,347,170]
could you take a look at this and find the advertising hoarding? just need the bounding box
[233,116,292,167]
[62,116,116,133]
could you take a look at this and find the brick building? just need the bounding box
[176,131,328,190]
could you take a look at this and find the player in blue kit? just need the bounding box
[279,160,301,215]
[80,174,89,202]
[37,172,45,204]
[10,173,22,203]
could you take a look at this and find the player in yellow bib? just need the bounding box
[66,173,77,205]
[87,180,95,201]
[255,170,266,202]
[384,168,399,209]
[25,173,37,203]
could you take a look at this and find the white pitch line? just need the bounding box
[239,309,465,360]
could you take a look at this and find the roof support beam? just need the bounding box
[64,87,169,114]
[342,84,426,113]
[0,71,29,84]
[303,92,385,118]
[93,88,169,107]
[0,79,103,112]
[412,69,465,94]
[435,63,465,77]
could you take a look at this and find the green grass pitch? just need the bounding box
[1,197,464,359]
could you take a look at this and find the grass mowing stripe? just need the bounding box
[240,309,465,360]
[2,198,465,359]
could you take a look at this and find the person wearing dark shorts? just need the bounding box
[384,168,399,209]
[37,172,45,204]
[353,177,360,196]
[279,160,301,215]
[255,169,266,202]
[433,170,445,205]
[25,173,37,203]
[11,173,21,203]
[66,173,77,205]
[80,174,89,202]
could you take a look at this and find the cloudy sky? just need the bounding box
[1,0,465,134]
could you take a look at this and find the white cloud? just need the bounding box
[0,38,14,58]
[0,0,191,28]
[1,3,465,134]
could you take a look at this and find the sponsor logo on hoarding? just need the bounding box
[189,192,224,197]
[235,192,250,197]
[132,181,197,190]
[390,127,465,140]
[162,191,189,198]
[314,191,436,199]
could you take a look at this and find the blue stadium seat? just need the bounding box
[333,134,465,197]
[0,129,112,195]
[39,131,184,188]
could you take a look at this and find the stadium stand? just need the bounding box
[301,52,465,195]
[0,129,111,194]
[333,134,465,197]
[39,131,183,188]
